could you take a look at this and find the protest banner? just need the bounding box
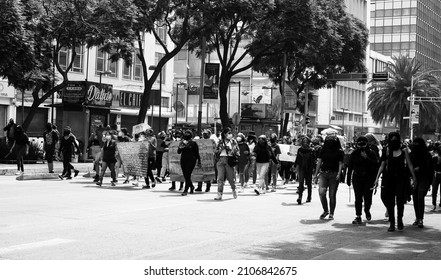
[117,142,148,177]
[168,139,216,182]
[278,144,300,162]
[132,123,151,136]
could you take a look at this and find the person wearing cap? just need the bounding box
[214,127,240,200]
[346,136,379,224]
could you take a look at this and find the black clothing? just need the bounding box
[318,148,344,172]
[102,140,117,163]
[178,140,200,193]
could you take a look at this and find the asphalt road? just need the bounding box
[1,174,441,260]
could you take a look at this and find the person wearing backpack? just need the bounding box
[374,132,417,232]
[43,122,59,173]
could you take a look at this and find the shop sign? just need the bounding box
[63,81,86,104]
[203,63,220,99]
[241,103,267,119]
[85,82,113,107]
[119,90,142,108]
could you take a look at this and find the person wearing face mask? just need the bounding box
[253,135,277,195]
[267,133,281,192]
[115,128,131,182]
[195,129,216,192]
[235,132,250,192]
[431,146,441,212]
[313,135,344,220]
[58,127,81,180]
[177,130,201,196]
[346,136,379,224]
[214,128,240,200]
[294,136,315,204]
[246,132,258,188]
[169,130,184,191]
[141,129,157,189]
[96,131,118,186]
[374,131,417,232]
[409,137,434,228]
[155,131,167,183]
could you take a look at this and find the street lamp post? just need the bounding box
[341,108,348,136]
[175,81,186,128]
[149,65,162,132]
[99,70,112,89]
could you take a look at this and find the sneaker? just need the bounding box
[15,171,22,175]
[397,220,404,231]
[388,225,396,232]
[96,181,102,186]
[320,212,329,219]
[431,205,436,212]
[58,174,64,180]
[151,183,156,188]
[169,186,176,191]
[418,220,424,228]
[296,198,302,205]
[352,216,362,225]
[74,170,79,177]
[123,179,129,184]
[243,183,248,189]
[329,214,334,220]
[232,189,238,199]
[65,177,72,180]
[254,189,260,195]
[365,210,372,221]
[271,188,276,192]
[111,181,116,186]
[142,185,151,189]
[214,193,222,200]
[412,220,419,226]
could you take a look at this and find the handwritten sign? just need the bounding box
[117,142,148,177]
[278,144,300,162]
[168,139,216,182]
[132,123,151,135]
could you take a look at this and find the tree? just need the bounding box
[0,0,114,131]
[252,0,369,135]
[367,55,441,137]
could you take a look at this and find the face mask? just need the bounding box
[139,136,145,141]
[118,132,123,137]
[236,137,242,142]
[106,135,111,140]
[270,138,276,143]
[389,139,400,150]
[183,134,191,141]
[227,134,233,140]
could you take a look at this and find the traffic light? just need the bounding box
[372,72,389,81]
[305,116,310,125]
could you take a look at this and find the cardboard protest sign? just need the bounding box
[168,139,216,182]
[117,142,148,177]
[278,144,300,162]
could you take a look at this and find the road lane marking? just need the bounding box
[0,239,75,254]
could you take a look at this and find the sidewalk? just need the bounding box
[0,161,94,176]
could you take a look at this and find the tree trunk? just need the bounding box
[137,79,155,125]
[218,77,230,129]
[22,100,41,132]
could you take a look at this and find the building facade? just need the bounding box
[370,0,441,69]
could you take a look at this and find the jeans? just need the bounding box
[412,174,430,220]
[144,157,156,185]
[318,171,339,214]
[256,162,270,191]
[100,161,116,182]
[268,161,278,187]
[217,157,237,193]
[432,174,441,206]
[298,167,313,200]
[352,173,374,216]
[239,163,249,187]
[279,161,292,182]
[247,157,257,184]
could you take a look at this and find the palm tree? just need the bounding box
[368,55,441,137]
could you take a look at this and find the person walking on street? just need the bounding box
[43,122,59,173]
[313,135,344,220]
[143,129,157,189]
[195,129,216,192]
[246,132,258,188]
[88,132,102,182]
[432,146,441,212]
[3,118,17,150]
[409,137,434,228]
[346,136,379,224]
[169,130,184,191]
[253,135,277,195]
[374,131,417,232]
[8,125,29,175]
[294,136,315,204]
[236,132,250,193]
[214,128,240,200]
[268,133,281,192]
[58,127,80,180]
[177,130,201,196]
[155,131,166,183]
[96,131,118,186]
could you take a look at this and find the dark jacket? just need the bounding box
[178,140,201,163]
[346,147,379,185]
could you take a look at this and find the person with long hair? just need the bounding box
[313,135,344,220]
[96,131,118,186]
[253,135,277,195]
[8,125,29,175]
[409,137,434,228]
[177,130,201,196]
[432,146,441,212]
[374,131,417,232]
[346,136,379,224]
[214,128,239,200]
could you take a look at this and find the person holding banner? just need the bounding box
[214,128,240,200]
[195,129,216,192]
[169,130,184,191]
[143,129,157,189]
[177,130,201,196]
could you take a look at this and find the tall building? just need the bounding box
[370,0,441,69]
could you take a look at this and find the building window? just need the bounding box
[58,46,84,73]
[155,24,167,46]
[96,49,118,78]
[155,52,166,84]
[161,97,169,108]
[177,49,188,60]
[122,50,143,81]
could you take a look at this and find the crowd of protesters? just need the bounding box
[3,118,441,232]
